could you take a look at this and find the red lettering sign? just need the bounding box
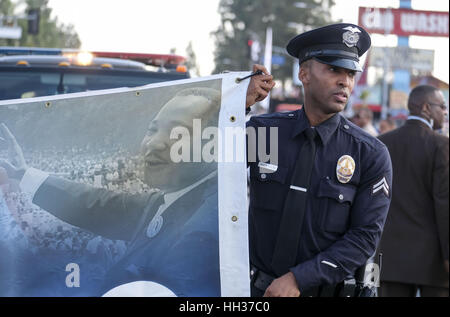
[358,7,449,37]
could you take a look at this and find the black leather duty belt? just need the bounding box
[250,265,358,297]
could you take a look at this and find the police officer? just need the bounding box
[245,23,393,297]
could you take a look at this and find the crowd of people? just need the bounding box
[0,146,151,262]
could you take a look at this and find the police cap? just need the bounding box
[286,23,371,72]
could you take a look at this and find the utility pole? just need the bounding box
[260,26,273,111]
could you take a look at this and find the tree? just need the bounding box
[212,0,336,85]
[0,0,81,48]
[0,0,15,17]
[0,0,18,46]
[185,41,201,77]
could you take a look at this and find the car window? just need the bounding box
[0,69,188,101]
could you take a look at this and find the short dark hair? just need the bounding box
[408,85,439,114]
[300,59,313,69]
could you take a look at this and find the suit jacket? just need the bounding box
[32,174,221,296]
[377,119,449,287]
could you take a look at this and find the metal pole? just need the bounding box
[260,26,273,111]
[381,8,392,120]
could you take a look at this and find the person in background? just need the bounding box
[377,85,449,297]
[352,107,378,136]
[378,117,397,135]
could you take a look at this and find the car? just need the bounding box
[0,47,190,101]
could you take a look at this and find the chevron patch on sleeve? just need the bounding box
[372,176,389,197]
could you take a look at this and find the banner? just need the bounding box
[358,7,449,37]
[0,73,250,297]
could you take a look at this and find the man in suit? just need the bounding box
[0,87,226,296]
[377,85,449,297]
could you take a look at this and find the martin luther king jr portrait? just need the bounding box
[0,86,223,296]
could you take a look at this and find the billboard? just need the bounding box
[359,7,449,37]
[370,46,435,72]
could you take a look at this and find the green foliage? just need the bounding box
[0,0,81,48]
[212,0,336,82]
[0,0,15,16]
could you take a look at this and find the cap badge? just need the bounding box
[342,26,361,48]
[336,155,355,183]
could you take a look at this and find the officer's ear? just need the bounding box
[299,61,311,84]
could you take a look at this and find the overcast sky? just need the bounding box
[46,0,449,82]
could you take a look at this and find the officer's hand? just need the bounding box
[263,272,300,297]
[246,64,275,108]
[0,123,27,180]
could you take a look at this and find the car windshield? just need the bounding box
[0,68,188,101]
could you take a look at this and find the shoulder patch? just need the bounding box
[371,176,389,198]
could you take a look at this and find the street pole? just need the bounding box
[260,26,272,111]
[381,8,393,120]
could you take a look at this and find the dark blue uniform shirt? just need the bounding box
[246,108,392,293]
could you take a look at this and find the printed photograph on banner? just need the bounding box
[0,78,232,297]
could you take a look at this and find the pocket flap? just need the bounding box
[318,177,357,204]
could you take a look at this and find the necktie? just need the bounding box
[271,127,318,276]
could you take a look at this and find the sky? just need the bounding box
[45,0,449,82]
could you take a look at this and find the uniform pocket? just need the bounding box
[249,165,289,211]
[317,177,357,234]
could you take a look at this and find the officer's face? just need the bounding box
[300,60,355,115]
[140,94,216,192]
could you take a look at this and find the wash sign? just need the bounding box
[359,7,449,37]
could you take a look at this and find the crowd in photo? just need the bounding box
[0,146,151,261]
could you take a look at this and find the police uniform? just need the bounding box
[247,23,393,297]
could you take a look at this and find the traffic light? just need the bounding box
[27,8,40,35]
[247,38,261,63]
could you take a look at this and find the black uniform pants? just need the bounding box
[379,281,449,297]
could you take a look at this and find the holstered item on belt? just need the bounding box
[251,265,275,292]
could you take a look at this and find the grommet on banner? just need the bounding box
[235,70,263,83]
[45,102,51,108]
[230,116,236,122]
[231,215,238,222]
[135,91,141,97]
